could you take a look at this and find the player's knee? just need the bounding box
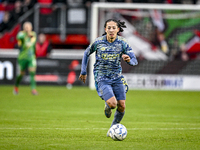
[118,101,126,112]
[110,101,117,109]
[107,100,117,109]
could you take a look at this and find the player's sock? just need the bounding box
[110,109,125,127]
[30,71,36,90]
[30,71,38,95]
[13,74,23,95]
[15,74,23,87]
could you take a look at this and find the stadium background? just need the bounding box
[0,0,200,89]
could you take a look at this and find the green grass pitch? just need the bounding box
[0,85,200,150]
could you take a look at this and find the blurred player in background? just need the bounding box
[79,19,138,136]
[13,21,38,95]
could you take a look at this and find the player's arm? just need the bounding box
[27,32,37,48]
[30,32,37,44]
[31,32,37,54]
[79,42,96,83]
[122,40,138,66]
[22,32,36,49]
[122,52,138,66]
[16,31,24,47]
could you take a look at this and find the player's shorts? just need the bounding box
[18,58,37,71]
[95,75,129,101]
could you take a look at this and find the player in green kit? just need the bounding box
[13,21,38,95]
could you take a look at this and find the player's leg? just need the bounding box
[28,58,38,95]
[106,96,117,109]
[104,96,117,118]
[13,71,25,94]
[106,100,126,137]
[110,79,126,127]
[111,100,125,126]
[106,77,128,137]
[97,81,117,118]
[13,60,27,94]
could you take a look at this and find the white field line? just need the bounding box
[0,128,200,130]
[134,114,200,119]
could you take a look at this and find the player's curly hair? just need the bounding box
[102,19,126,36]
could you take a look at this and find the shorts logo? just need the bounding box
[100,89,103,95]
[121,77,129,93]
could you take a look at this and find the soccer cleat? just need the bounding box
[104,104,112,118]
[13,86,19,95]
[31,89,38,95]
[107,128,111,137]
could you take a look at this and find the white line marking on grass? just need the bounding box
[88,121,200,126]
[133,114,200,119]
[0,128,200,130]
[129,128,200,130]
[128,122,200,126]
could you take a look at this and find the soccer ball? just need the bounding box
[109,123,127,141]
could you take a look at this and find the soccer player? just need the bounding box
[13,21,38,95]
[79,19,138,136]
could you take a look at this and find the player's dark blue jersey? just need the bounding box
[81,35,138,82]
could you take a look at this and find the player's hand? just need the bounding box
[122,54,130,62]
[79,74,87,84]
